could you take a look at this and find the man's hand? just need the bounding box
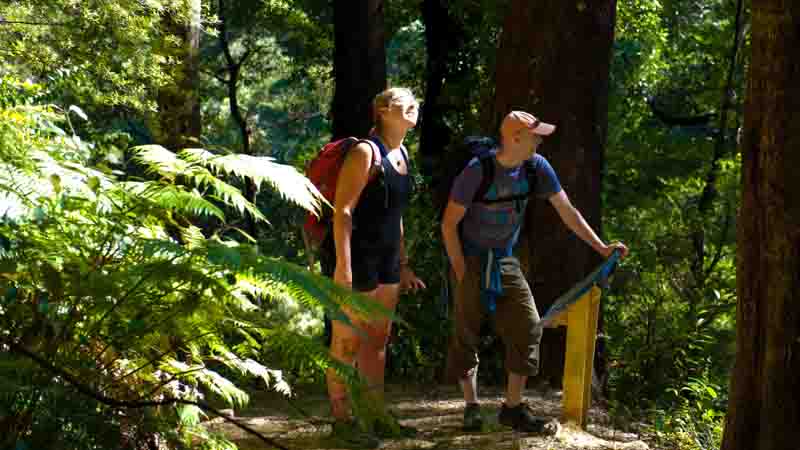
[601,241,629,259]
[400,266,426,293]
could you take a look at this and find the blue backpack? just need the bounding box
[434,136,538,219]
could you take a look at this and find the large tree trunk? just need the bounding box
[331,0,386,140]
[491,0,617,388]
[155,0,202,150]
[721,2,800,449]
[419,0,465,178]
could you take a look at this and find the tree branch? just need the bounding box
[101,330,216,389]
[704,198,733,279]
[8,340,290,450]
[691,0,746,285]
[217,0,257,236]
[698,0,746,213]
[647,98,715,127]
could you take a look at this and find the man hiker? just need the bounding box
[440,110,629,433]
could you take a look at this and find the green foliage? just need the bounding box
[0,0,199,112]
[0,98,391,449]
[646,375,725,450]
[602,0,746,445]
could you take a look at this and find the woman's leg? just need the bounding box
[327,318,360,420]
[356,283,400,403]
[327,290,376,421]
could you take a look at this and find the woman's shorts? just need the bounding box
[320,237,401,292]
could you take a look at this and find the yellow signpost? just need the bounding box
[549,285,603,428]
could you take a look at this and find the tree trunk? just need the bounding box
[419,0,465,178]
[331,0,386,140]
[721,2,800,449]
[155,0,202,150]
[491,0,617,388]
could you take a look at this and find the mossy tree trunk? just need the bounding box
[155,0,202,150]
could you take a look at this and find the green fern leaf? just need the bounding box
[180,148,324,216]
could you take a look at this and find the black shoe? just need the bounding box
[462,402,484,432]
[497,403,559,435]
[329,419,381,449]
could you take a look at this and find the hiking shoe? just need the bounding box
[462,402,484,432]
[328,419,381,449]
[498,403,559,435]
[372,412,418,439]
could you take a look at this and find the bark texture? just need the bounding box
[331,0,387,140]
[155,0,202,150]
[721,2,800,449]
[491,0,617,387]
[419,0,467,177]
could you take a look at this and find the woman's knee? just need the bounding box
[330,326,361,362]
[362,320,392,350]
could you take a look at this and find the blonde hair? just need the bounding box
[371,87,416,134]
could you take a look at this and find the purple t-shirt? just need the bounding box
[449,152,562,249]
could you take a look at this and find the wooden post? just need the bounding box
[559,286,601,428]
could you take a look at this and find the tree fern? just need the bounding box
[118,181,227,221]
[180,148,326,215]
[0,103,385,449]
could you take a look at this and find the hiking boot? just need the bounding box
[328,419,381,449]
[462,402,484,432]
[498,403,559,435]
[372,412,418,439]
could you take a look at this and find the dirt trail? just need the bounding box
[210,385,649,450]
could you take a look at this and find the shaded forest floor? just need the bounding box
[210,384,651,450]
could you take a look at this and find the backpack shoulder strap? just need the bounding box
[400,144,409,165]
[473,153,495,202]
[360,137,384,165]
[478,157,538,204]
[524,158,538,195]
[349,137,383,181]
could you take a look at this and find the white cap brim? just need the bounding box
[533,122,556,136]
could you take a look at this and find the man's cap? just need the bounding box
[501,111,556,138]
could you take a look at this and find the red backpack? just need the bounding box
[302,137,383,251]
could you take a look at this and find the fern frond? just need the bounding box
[257,326,363,387]
[132,145,190,180]
[177,404,206,427]
[163,360,249,409]
[181,225,206,250]
[266,258,397,322]
[184,167,267,224]
[180,148,324,216]
[208,344,291,396]
[117,181,226,221]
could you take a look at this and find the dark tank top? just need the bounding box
[350,137,412,251]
